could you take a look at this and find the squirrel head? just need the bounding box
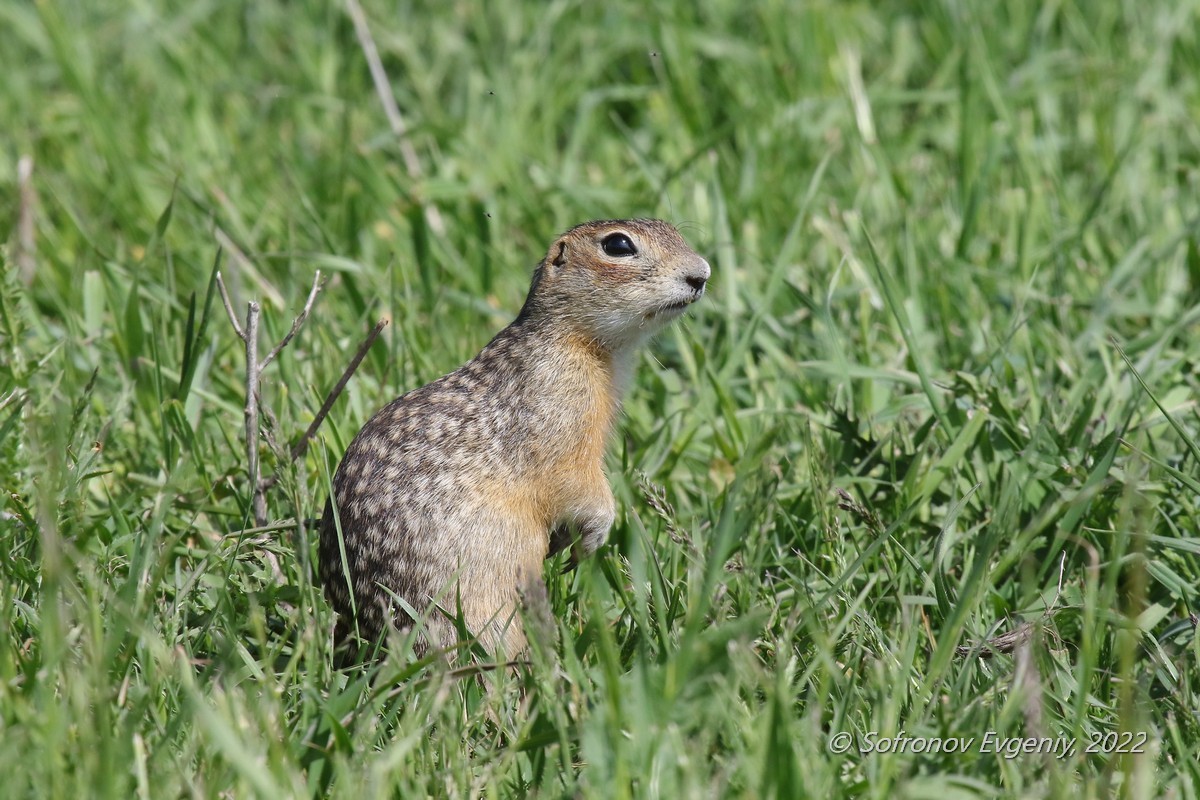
[522,219,710,353]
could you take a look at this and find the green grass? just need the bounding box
[3,0,1200,796]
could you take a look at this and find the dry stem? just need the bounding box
[259,317,389,490]
[343,0,445,235]
[217,266,386,528]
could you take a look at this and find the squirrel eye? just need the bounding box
[601,233,638,257]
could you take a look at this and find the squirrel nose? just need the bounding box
[684,257,711,292]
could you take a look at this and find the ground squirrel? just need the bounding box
[318,218,710,657]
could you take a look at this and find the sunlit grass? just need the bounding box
[2,0,1199,796]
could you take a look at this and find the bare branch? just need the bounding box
[259,270,322,372]
[344,0,419,177]
[343,0,445,235]
[216,271,246,341]
[220,248,384,531]
[243,301,268,527]
[259,318,389,491]
[220,518,302,537]
[1051,551,1066,610]
[956,553,1071,660]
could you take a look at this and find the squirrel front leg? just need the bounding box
[547,487,616,568]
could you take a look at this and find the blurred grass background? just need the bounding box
[2,0,1199,796]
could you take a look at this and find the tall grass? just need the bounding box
[2,0,1199,796]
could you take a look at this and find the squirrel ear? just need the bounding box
[551,241,568,268]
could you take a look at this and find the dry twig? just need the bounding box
[216,268,245,341]
[259,317,389,490]
[217,268,332,526]
[955,552,1069,659]
[217,263,387,527]
[260,273,323,371]
[217,267,271,526]
[343,0,445,235]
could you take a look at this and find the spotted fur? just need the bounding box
[318,219,710,657]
